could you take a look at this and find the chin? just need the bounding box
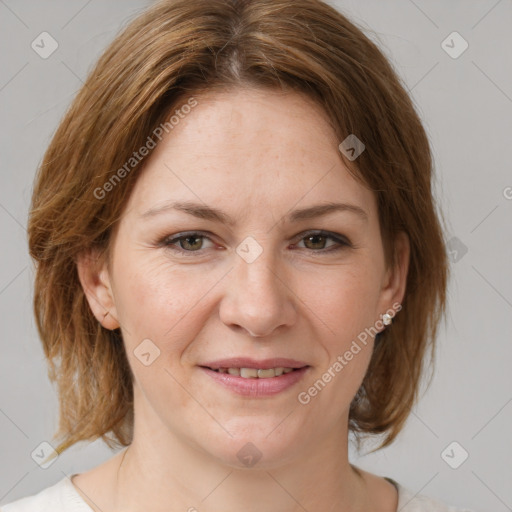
[203,418,306,470]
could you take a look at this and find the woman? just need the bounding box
[1,0,474,510]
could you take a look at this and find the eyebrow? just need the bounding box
[140,200,368,225]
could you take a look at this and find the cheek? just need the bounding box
[300,269,377,405]
[113,261,206,406]
[298,262,381,338]
[113,255,218,354]
[296,263,380,399]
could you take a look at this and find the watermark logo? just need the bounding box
[134,338,161,366]
[441,31,469,59]
[31,32,58,59]
[93,97,198,200]
[236,236,264,263]
[236,442,263,467]
[447,236,468,264]
[441,441,469,469]
[338,134,365,161]
[31,441,58,468]
[297,302,402,405]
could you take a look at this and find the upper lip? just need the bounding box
[201,358,309,370]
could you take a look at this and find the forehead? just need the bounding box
[124,88,376,222]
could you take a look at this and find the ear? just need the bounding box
[76,249,120,330]
[377,231,410,321]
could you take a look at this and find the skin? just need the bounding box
[76,87,409,512]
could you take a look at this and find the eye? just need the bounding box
[161,232,215,254]
[293,230,351,253]
[159,230,351,256]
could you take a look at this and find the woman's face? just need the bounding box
[81,87,408,468]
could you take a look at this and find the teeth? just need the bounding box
[256,368,275,378]
[241,368,259,378]
[214,367,296,378]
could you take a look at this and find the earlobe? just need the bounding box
[76,249,120,330]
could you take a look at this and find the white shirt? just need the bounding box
[0,475,475,511]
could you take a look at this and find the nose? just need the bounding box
[219,248,297,338]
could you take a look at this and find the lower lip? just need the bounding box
[200,366,310,397]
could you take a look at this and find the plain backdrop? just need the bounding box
[0,1,511,510]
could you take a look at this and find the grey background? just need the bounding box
[0,0,511,510]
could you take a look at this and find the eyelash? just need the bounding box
[159,230,351,256]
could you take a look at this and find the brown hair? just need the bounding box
[27,0,448,456]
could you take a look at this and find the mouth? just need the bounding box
[203,366,304,378]
[199,364,311,397]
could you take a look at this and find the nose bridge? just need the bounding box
[238,244,279,297]
[220,235,295,336]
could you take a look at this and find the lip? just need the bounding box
[200,366,310,397]
[200,357,309,370]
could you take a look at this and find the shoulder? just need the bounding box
[391,479,476,512]
[0,476,92,512]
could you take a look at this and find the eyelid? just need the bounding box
[160,231,216,252]
[293,229,351,247]
[160,229,351,255]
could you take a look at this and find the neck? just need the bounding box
[114,418,367,512]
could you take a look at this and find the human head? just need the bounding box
[27,0,448,457]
